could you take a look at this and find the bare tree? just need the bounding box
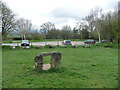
[40,22,55,38]
[85,7,103,43]
[100,11,118,42]
[94,8,103,43]
[0,1,2,31]
[0,1,2,42]
[16,18,32,40]
[75,21,89,39]
[61,25,72,39]
[1,1,16,40]
[72,27,79,39]
[46,29,60,39]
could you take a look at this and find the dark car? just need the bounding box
[21,40,29,46]
[62,40,72,45]
[101,40,108,43]
[84,40,96,44]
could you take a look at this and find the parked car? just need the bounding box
[101,40,108,43]
[21,40,29,46]
[62,40,72,45]
[84,39,96,44]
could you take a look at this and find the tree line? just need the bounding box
[1,1,119,43]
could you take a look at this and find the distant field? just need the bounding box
[2,47,118,88]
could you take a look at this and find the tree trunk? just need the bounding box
[98,33,101,43]
[96,29,101,43]
[24,35,26,40]
[110,38,113,43]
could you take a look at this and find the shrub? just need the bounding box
[2,45,11,49]
[44,45,55,48]
[93,43,118,48]
[72,45,78,48]
[15,46,21,49]
[31,33,43,40]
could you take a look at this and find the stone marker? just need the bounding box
[34,52,61,71]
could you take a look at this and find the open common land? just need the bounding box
[2,45,118,88]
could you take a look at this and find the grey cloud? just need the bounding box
[50,7,84,20]
[50,0,118,20]
[48,7,90,26]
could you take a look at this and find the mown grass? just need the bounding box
[2,47,118,88]
[0,47,2,89]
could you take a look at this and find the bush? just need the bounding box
[13,37,22,40]
[93,43,118,48]
[31,33,43,40]
[107,43,118,48]
[3,41,12,43]
[2,45,11,49]
[44,45,55,48]
[34,46,43,49]
[15,46,21,49]
[2,46,22,49]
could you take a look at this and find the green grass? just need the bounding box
[3,40,21,43]
[94,43,119,48]
[2,47,118,88]
[0,47,2,89]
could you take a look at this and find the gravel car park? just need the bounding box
[2,41,84,46]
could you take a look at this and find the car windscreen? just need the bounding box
[66,41,71,43]
[22,40,29,43]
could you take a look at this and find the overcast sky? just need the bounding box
[3,0,118,29]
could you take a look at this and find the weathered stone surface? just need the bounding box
[43,64,50,70]
[34,52,61,71]
[34,54,43,71]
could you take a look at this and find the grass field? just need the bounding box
[2,46,118,88]
[0,47,2,89]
